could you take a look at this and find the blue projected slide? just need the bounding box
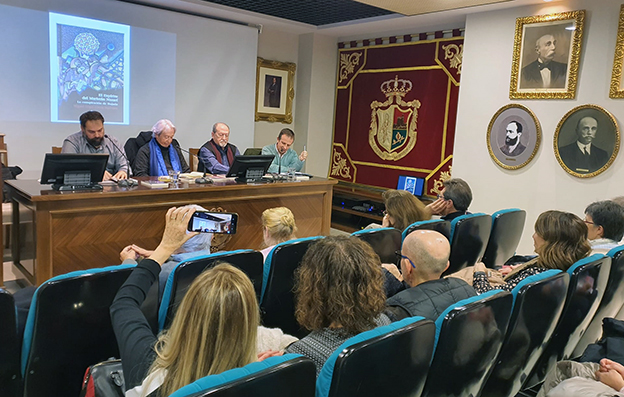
[49,13,130,124]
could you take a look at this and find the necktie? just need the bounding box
[584,147,589,156]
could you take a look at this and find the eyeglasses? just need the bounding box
[395,250,415,268]
[583,220,595,225]
[214,132,229,139]
[383,210,388,216]
[437,194,447,200]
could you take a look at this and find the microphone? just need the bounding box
[105,134,131,176]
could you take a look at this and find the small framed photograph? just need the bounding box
[554,104,620,178]
[509,10,585,99]
[487,104,541,170]
[255,57,296,123]
[610,5,624,98]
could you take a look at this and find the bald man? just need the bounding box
[520,34,567,89]
[384,230,476,321]
[558,116,610,174]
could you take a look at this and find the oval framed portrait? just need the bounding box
[487,104,541,170]
[554,104,620,178]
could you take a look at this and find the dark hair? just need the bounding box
[79,111,104,129]
[442,178,472,212]
[383,190,428,231]
[534,210,591,271]
[294,236,385,334]
[278,128,295,140]
[585,200,624,241]
[509,120,523,134]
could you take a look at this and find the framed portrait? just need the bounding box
[610,5,624,98]
[554,104,620,178]
[487,104,541,170]
[509,10,585,99]
[255,57,296,123]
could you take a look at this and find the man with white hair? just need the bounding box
[520,33,567,89]
[133,119,190,176]
[384,230,476,321]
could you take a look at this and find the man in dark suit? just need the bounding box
[500,121,527,157]
[559,116,610,174]
[521,34,567,89]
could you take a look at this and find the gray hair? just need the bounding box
[176,205,213,254]
[151,119,176,138]
[212,122,230,134]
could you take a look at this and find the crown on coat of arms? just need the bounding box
[381,75,412,98]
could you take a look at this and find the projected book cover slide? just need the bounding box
[50,13,130,124]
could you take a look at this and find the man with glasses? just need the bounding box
[383,230,475,321]
[198,122,240,174]
[425,178,473,222]
[584,200,624,252]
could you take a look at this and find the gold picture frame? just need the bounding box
[610,4,624,98]
[487,104,541,170]
[255,57,296,123]
[509,10,585,99]
[554,104,620,178]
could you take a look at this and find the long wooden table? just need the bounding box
[6,177,336,285]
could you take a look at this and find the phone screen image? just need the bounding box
[188,212,238,234]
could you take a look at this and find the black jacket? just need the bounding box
[385,277,476,321]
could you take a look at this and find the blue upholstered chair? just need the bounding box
[421,290,513,397]
[481,209,526,268]
[523,253,611,388]
[159,249,264,330]
[352,227,402,264]
[402,219,451,242]
[445,213,492,276]
[21,264,135,397]
[316,316,435,397]
[574,245,624,356]
[168,354,316,397]
[0,288,20,397]
[479,270,569,397]
[261,236,323,337]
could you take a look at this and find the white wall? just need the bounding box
[454,0,624,254]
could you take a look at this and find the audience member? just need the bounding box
[284,236,390,376]
[133,119,190,177]
[470,210,591,293]
[61,110,128,180]
[384,230,476,321]
[584,200,624,252]
[260,207,297,260]
[367,189,429,231]
[538,358,624,397]
[425,178,472,221]
[198,122,240,174]
[111,206,262,396]
[262,128,308,173]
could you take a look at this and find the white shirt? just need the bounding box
[576,141,591,155]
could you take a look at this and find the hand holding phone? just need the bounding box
[187,211,238,234]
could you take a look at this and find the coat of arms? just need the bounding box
[369,76,421,161]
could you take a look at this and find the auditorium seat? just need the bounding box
[261,236,323,337]
[573,244,624,356]
[316,316,435,397]
[168,354,316,397]
[444,213,492,276]
[421,290,513,397]
[351,227,402,264]
[402,219,451,241]
[481,208,526,268]
[0,288,20,397]
[21,264,135,397]
[479,270,569,397]
[523,253,611,388]
[159,250,264,330]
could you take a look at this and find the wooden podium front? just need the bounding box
[6,177,336,285]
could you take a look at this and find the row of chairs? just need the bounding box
[354,208,527,276]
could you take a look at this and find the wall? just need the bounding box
[454,0,624,254]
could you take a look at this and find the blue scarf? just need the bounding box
[149,138,181,176]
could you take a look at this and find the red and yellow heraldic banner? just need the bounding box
[329,36,463,197]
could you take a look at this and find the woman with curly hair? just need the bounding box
[285,236,390,376]
[472,210,592,293]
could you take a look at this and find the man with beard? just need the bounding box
[500,121,526,157]
[61,110,129,180]
[558,116,610,174]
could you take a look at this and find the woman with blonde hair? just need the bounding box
[285,236,390,376]
[111,206,259,397]
[472,210,591,293]
[260,207,297,259]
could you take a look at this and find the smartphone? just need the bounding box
[187,211,238,234]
